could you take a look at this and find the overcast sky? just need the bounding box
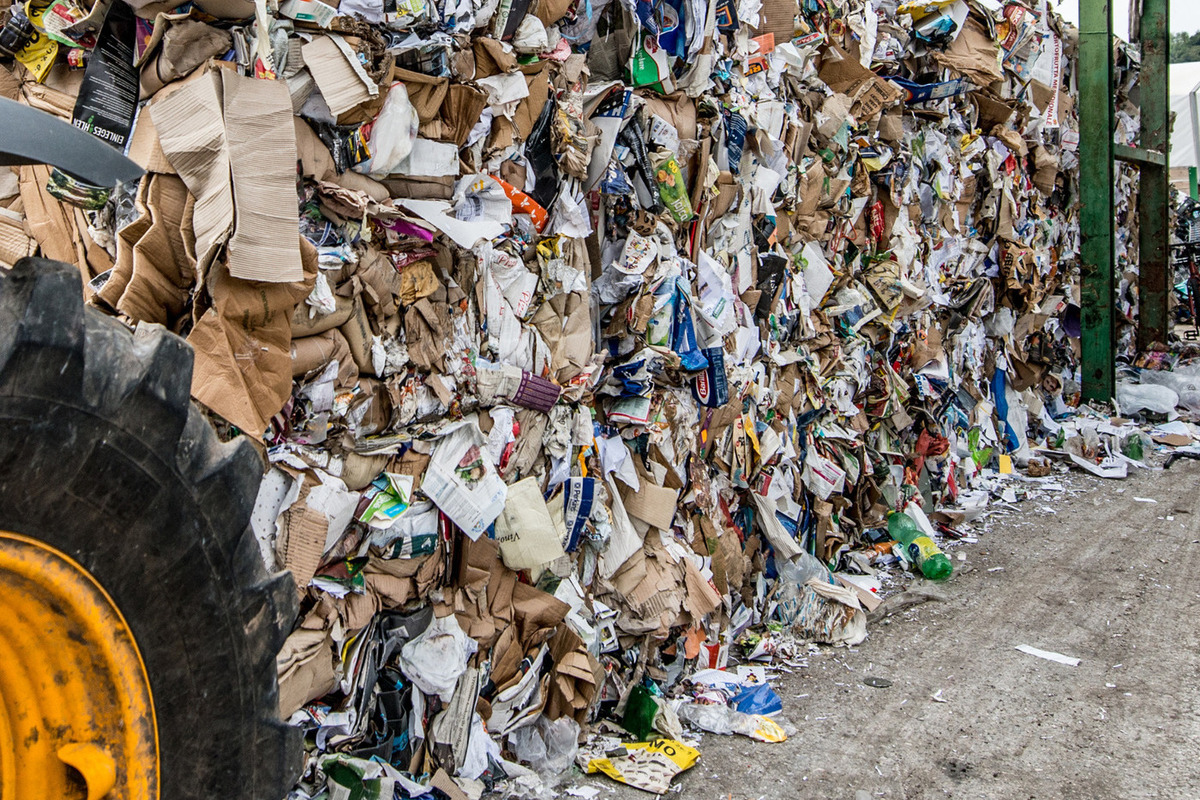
[1053,0,1200,38]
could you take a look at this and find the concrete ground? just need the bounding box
[578,456,1200,799]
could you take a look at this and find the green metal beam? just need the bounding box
[1136,0,1170,352]
[1113,144,1166,167]
[1079,0,1116,402]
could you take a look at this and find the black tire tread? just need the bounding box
[0,257,299,800]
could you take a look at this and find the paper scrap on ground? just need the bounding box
[1016,644,1081,667]
[564,787,601,799]
[1069,454,1127,480]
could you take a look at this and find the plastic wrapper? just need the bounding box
[525,98,559,207]
[355,82,418,179]
[510,716,581,777]
[650,149,692,223]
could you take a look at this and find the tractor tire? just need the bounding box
[0,258,299,799]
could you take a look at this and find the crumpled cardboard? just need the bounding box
[818,45,903,120]
[618,479,678,531]
[293,294,356,337]
[188,236,316,438]
[934,18,1006,85]
[292,329,359,387]
[405,297,451,372]
[277,628,338,718]
[97,173,193,325]
[139,17,232,97]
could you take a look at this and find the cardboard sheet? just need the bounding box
[619,480,679,530]
[151,67,303,282]
[301,35,379,116]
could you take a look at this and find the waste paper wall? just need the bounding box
[0,0,1138,794]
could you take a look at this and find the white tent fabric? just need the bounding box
[1169,62,1200,168]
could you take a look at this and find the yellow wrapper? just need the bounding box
[16,1,58,82]
[586,739,700,794]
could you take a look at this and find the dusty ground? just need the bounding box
[578,456,1200,799]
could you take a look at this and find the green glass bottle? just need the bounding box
[888,511,952,581]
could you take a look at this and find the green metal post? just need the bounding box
[1192,166,1199,200]
[1079,0,1116,402]
[1136,0,1169,352]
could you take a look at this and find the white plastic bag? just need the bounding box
[1116,382,1179,415]
[1141,369,1200,414]
[790,580,867,646]
[355,82,418,179]
[398,614,478,700]
[512,14,548,53]
[774,551,833,625]
[509,715,580,777]
[304,271,338,316]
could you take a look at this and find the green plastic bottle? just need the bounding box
[1122,432,1144,461]
[622,682,659,740]
[888,511,952,581]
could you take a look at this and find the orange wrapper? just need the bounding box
[490,176,548,231]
